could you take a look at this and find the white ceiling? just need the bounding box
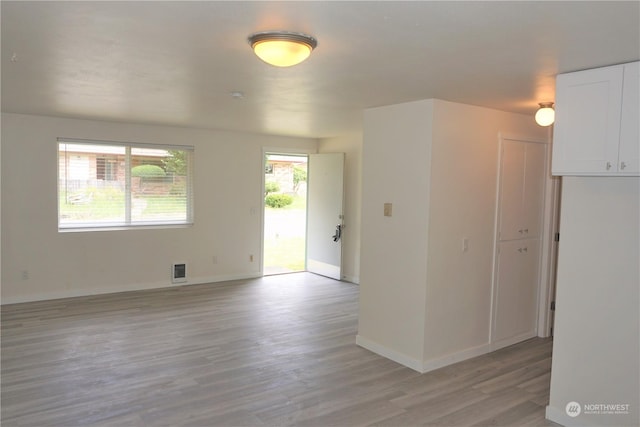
[2,1,639,139]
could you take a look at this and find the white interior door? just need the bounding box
[498,140,525,241]
[306,153,344,280]
[493,239,541,342]
[492,137,548,346]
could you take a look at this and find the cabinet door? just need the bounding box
[493,239,541,343]
[552,65,624,175]
[499,140,525,241]
[619,62,640,174]
[523,143,547,238]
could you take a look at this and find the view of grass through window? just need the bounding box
[58,141,193,229]
[263,154,308,274]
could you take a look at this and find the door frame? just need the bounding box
[538,175,562,336]
[260,147,315,276]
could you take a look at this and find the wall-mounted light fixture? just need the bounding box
[248,31,317,67]
[535,102,555,126]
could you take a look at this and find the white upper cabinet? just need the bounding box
[619,62,639,174]
[498,139,547,241]
[552,62,639,176]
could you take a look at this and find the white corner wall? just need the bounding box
[358,99,434,367]
[357,99,548,372]
[1,113,317,303]
[546,177,639,427]
[318,132,362,284]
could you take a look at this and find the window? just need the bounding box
[96,156,118,181]
[58,139,194,230]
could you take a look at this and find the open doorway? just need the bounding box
[263,154,308,275]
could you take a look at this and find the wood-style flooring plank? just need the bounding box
[2,273,555,426]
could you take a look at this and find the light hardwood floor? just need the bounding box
[1,273,558,427]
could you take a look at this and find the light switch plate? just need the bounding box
[384,203,392,217]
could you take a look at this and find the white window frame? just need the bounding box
[57,138,194,232]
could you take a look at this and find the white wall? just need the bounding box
[546,177,639,427]
[0,115,2,290]
[357,99,548,372]
[1,113,317,303]
[358,99,434,366]
[318,132,362,284]
[424,101,548,362]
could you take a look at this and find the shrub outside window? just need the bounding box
[58,139,194,230]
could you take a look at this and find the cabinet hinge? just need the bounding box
[554,232,560,242]
[550,301,556,311]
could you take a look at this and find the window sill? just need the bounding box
[58,223,194,233]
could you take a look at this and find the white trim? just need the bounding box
[498,132,550,145]
[262,146,317,156]
[0,272,262,305]
[58,223,193,233]
[421,342,494,373]
[488,134,505,342]
[356,335,424,373]
[424,332,536,374]
[490,330,538,352]
[490,132,553,344]
[58,137,194,152]
[538,173,561,337]
[356,334,537,375]
[342,274,360,284]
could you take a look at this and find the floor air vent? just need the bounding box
[172,263,187,284]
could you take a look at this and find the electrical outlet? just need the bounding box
[462,238,469,253]
[21,270,29,280]
[212,255,218,264]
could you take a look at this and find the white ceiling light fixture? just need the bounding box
[535,102,555,126]
[248,31,317,67]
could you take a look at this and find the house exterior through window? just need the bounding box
[58,139,194,230]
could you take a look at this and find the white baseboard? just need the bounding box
[0,272,263,305]
[421,331,537,373]
[490,330,538,352]
[357,332,539,375]
[356,334,424,373]
[341,275,360,284]
[421,342,494,373]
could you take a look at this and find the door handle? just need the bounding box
[332,224,342,242]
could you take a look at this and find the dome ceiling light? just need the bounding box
[535,102,555,126]
[248,31,317,67]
